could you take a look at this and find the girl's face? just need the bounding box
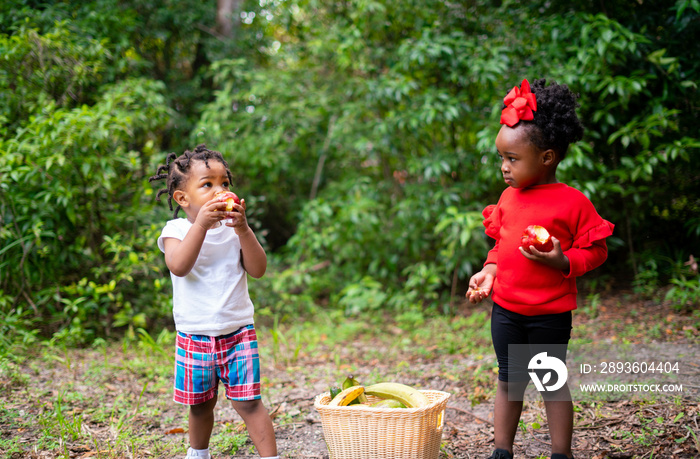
[495,124,556,189]
[175,159,231,221]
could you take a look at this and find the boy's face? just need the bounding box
[174,159,231,221]
[495,124,556,189]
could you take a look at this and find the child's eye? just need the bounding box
[222,182,230,188]
[203,182,212,188]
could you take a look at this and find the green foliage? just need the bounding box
[0,22,110,133]
[198,0,699,317]
[550,11,699,273]
[0,0,698,345]
[665,256,700,310]
[0,14,173,346]
[336,276,388,317]
[633,259,661,299]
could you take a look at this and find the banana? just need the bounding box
[342,374,368,404]
[342,374,361,390]
[328,385,365,407]
[370,399,406,408]
[329,386,342,399]
[364,382,429,408]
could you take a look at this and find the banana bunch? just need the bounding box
[327,375,429,408]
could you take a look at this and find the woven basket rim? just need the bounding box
[314,389,450,414]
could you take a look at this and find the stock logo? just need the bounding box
[528,352,568,392]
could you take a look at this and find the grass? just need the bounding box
[0,295,697,458]
[0,334,181,458]
[0,310,494,458]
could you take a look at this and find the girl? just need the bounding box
[150,145,278,459]
[468,79,614,459]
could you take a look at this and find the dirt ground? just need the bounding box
[2,292,699,459]
[261,293,699,459]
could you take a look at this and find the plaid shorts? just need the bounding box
[174,325,261,405]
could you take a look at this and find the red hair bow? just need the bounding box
[500,79,537,127]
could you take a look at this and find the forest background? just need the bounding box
[1,0,699,357]
[1,1,700,457]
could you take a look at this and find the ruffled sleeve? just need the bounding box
[482,204,500,240]
[564,218,615,278]
[482,204,500,267]
[572,219,614,250]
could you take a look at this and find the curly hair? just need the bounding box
[149,144,233,218]
[509,78,584,161]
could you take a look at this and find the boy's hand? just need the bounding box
[467,265,496,304]
[519,236,570,273]
[195,199,231,231]
[224,198,251,234]
[226,198,267,278]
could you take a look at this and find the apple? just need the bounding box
[521,225,553,253]
[215,191,240,212]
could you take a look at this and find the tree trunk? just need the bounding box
[217,0,242,38]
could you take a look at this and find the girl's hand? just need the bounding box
[224,198,250,234]
[519,236,570,273]
[467,264,496,304]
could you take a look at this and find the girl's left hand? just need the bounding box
[520,236,570,273]
[224,198,250,233]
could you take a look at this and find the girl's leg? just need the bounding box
[231,399,277,457]
[543,383,573,457]
[527,311,573,458]
[494,379,529,453]
[490,304,531,454]
[189,395,218,449]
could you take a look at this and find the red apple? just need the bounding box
[215,191,240,212]
[521,225,553,253]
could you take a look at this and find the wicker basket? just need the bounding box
[314,390,450,459]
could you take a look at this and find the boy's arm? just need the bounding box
[226,198,267,278]
[163,198,227,277]
[162,224,208,277]
[238,228,267,278]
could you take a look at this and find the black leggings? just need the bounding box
[491,303,572,382]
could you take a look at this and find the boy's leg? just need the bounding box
[543,383,573,457]
[231,399,277,457]
[174,332,220,453]
[189,395,218,450]
[494,379,528,454]
[219,325,277,457]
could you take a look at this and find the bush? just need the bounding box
[0,18,172,344]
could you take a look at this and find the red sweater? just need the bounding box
[483,183,614,316]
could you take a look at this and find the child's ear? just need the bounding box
[173,190,189,208]
[542,149,557,166]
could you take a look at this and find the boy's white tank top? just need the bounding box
[157,218,254,335]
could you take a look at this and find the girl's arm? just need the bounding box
[467,263,497,304]
[226,199,267,278]
[563,238,608,278]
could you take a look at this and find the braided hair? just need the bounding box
[515,78,584,161]
[149,144,233,218]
